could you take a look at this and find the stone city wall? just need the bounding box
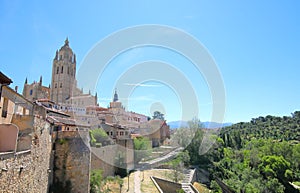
[0,116,52,193]
[51,131,90,193]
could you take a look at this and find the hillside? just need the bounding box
[183,111,300,193]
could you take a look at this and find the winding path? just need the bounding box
[134,170,141,193]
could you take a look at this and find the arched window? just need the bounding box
[56,67,59,74]
[61,66,63,73]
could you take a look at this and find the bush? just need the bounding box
[89,128,108,147]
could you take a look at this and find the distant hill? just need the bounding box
[167,121,232,129]
[167,121,189,129]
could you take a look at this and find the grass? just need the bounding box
[193,182,211,193]
[104,168,211,193]
[140,169,174,193]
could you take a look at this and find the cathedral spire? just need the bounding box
[113,89,118,102]
[24,77,28,85]
[65,37,69,46]
[95,92,98,106]
[39,76,42,85]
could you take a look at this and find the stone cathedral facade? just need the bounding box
[51,38,79,104]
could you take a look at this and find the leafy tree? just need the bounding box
[264,178,285,193]
[178,150,190,167]
[259,155,290,180]
[90,128,108,142]
[89,128,111,147]
[133,137,151,163]
[90,169,103,193]
[171,127,194,148]
[168,157,184,183]
[152,111,165,120]
[184,112,300,192]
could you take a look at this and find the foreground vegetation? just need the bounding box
[90,111,300,192]
[177,111,300,192]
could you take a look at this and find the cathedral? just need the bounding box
[21,38,170,147]
[23,38,97,113]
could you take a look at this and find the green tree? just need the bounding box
[133,137,151,163]
[90,169,103,193]
[90,128,108,142]
[152,111,165,120]
[259,155,290,180]
[178,150,190,167]
[89,128,111,147]
[168,158,184,183]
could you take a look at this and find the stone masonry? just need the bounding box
[51,131,90,193]
[0,116,53,193]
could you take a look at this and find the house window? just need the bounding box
[55,83,57,88]
[61,66,63,73]
[60,83,62,88]
[30,89,33,95]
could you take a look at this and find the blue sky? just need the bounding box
[1,0,299,123]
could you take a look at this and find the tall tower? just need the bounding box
[51,38,76,104]
[113,89,118,102]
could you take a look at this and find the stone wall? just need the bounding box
[151,176,182,193]
[0,116,53,193]
[51,131,90,193]
[91,139,135,178]
[91,150,115,178]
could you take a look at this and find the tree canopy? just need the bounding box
[181,112,300,193]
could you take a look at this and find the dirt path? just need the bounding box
[134,170,141,193]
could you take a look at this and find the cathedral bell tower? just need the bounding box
[51,38,76,104]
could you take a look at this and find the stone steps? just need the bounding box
[181,183,195,193]
[181,169,197,193]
